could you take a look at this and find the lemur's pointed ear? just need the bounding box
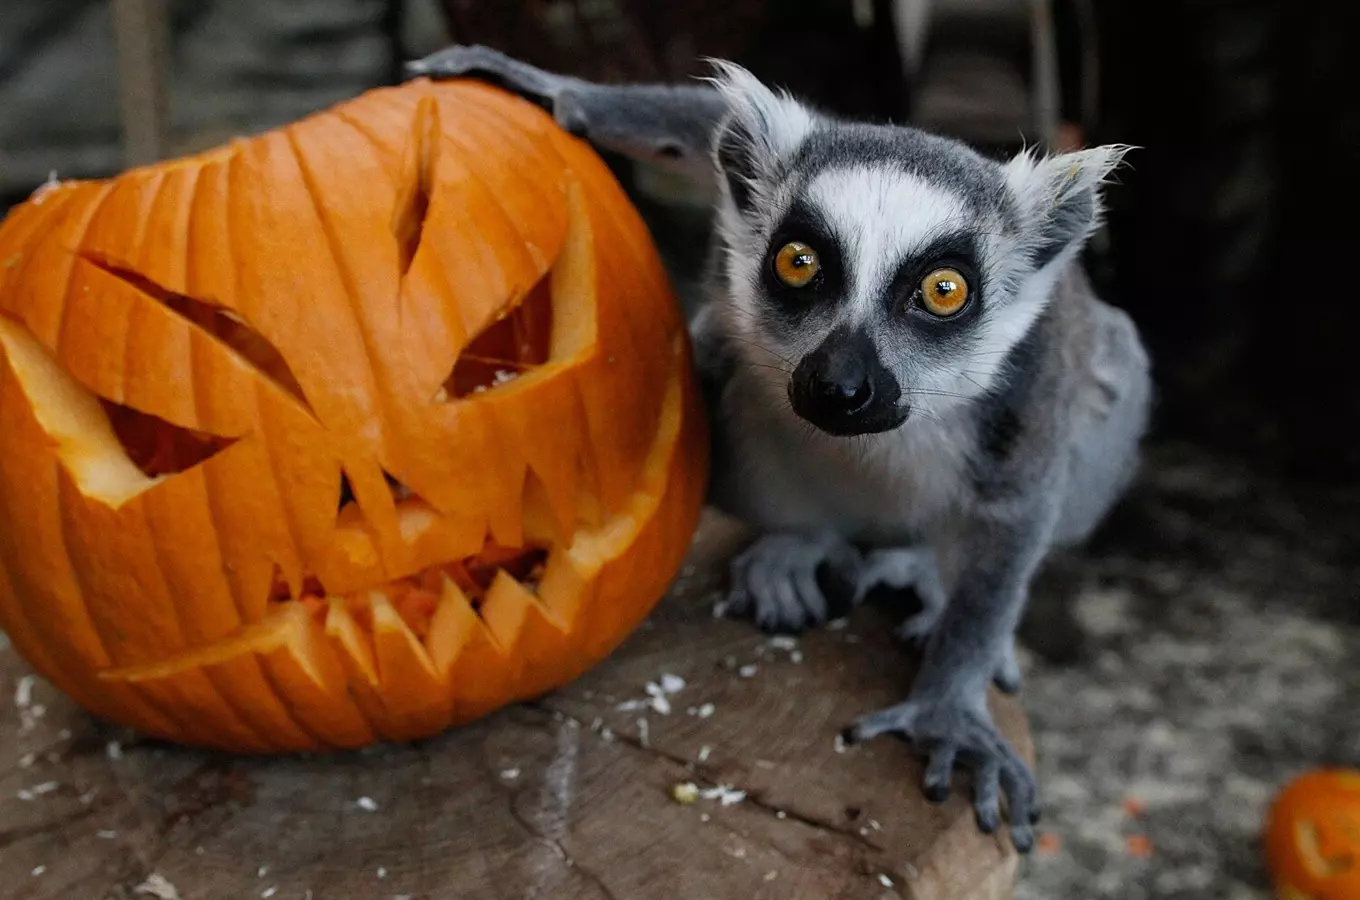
[705,61,815,211]
[1004,144,1135,268]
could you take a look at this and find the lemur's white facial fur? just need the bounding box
[704,61,1131,437]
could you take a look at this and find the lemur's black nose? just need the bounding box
[792,339,875,422]
[789,326,905,436]
[808,365,873,415]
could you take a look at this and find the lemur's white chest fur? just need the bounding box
[714,372,976,544]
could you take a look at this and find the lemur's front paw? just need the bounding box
[842,696,1039,852]
[404,45,587,131]
[722,531,861,633]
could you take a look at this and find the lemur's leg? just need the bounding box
[854,547,1024,694]
[722,530,863,633]
[1051,300,1153,547]
[406,45,729,183]
[842,495,1060,853]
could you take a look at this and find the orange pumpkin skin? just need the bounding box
[1264,769,1360,900]
[0,79,708,753]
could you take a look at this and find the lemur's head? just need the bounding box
[705,62,1131,437]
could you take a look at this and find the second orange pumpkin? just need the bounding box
[1264,769,1360,900]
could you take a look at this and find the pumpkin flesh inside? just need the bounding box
[272,542,549,640]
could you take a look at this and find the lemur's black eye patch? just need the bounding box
[883,231,982,322]
[762,198,846,310]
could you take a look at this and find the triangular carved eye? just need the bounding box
[438,271,553,400]
[80,251,313,415]
[0,314,238,507]
[103,400,237,478]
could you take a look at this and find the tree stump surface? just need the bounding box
[0,512,1031,900]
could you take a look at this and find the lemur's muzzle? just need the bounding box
[789,326,907,436]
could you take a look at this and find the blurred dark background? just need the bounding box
[2,0,1355,484]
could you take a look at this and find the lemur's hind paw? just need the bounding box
[857,546,948,639]
[721,531,861,633]
[842,696,1040,852]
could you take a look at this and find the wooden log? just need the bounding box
[0,512,1031,899]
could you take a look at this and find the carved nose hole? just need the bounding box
[337,469,416,513]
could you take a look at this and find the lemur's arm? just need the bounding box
[844,489,1060,850]
[915,501,1056,700]
[406,45,729,183]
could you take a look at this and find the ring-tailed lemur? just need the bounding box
[406,45,1152,852]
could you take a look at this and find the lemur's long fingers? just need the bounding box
[972,759,1002,834]
[764,575,804,632]
[921,744,957,803]
[841,701,914,745]
[404,44,579,112]
[998,749,1038,852]
[793,563,827,625]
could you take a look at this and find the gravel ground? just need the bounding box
[1011,443,1359,900]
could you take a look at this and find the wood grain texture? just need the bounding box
[0,511,1031,900]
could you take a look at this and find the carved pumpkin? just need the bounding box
[1264,769,1360,900]
[0,79,708,753]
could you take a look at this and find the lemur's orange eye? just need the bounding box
[773,241,820,288]
[920,267,969,316]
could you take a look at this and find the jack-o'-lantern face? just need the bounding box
[0,80,707,753]
[1265,770,1360,900]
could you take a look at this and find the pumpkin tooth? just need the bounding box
[367,591,452,737]
[323,597,378,686]
[426,574,489,682]
[437,574,522,724]
[535,548,591,631]
[248,606,375,750]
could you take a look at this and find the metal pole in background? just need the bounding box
[111,0,171,167]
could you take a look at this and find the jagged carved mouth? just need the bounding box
[268,542,549,640]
